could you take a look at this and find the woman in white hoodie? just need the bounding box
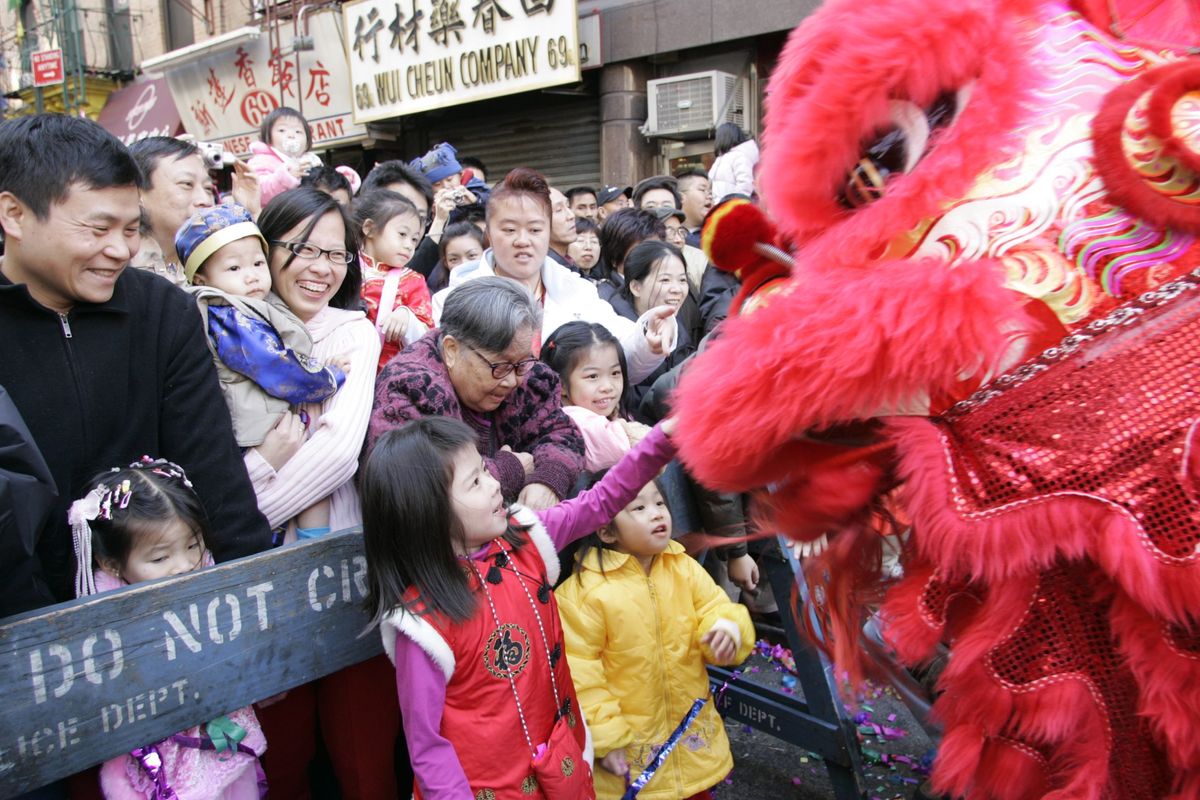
[708,122,760,203]
[432,168,676,387]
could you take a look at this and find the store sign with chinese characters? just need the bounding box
[343,0,581,122]
[163,12,366,155]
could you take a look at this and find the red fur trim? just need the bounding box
[1146,59,1200,174]
[929,724,987,797]
[1092,62,1200,234]
[974,737,1050,800]
[1168,770,1200,800]
[759,0,1041,251]
[673,258,1026,493]
[888,417,1200,624]
[1109,590,1200,770]
[879,565,948,665]
[701,198,779,274]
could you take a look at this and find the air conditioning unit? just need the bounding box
[643,70,746,139]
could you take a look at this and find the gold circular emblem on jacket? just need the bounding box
[521,775,538,794]
[561,756,574,776]
[483,623,531,679]
[475,790,496,800]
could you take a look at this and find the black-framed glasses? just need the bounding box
[270,239,354,265]
[466,345,538,380]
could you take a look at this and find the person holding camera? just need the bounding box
[408,142,489,246]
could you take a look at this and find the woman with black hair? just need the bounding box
[607,240,695,414]
[708,122,760,203]
[249,186,398,799]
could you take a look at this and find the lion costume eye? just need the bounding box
[838,88,965,209]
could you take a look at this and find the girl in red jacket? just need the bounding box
[353,189,436,371]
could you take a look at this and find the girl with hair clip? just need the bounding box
[69,457,267,800]
[555,471,753,800]
[359,414,681,800]
[541,321,651,472]
[353,189,436,371]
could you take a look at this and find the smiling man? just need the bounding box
[0,115,271,619]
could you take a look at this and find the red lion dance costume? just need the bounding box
[671,0,1200,797]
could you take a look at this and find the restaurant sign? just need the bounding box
[164,12,366,155]
[343,0,581,122]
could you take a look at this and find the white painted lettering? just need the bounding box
[245,581,274,630]
[163,606,204,660]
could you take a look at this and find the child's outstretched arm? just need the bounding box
[392,633,474,798]
[537,419,677,550]
[684,556,755,666]
[208,307,345,404]
[556,584,635,763]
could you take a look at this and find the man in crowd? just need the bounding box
[549,187,579,267]
[675,168,713,247]
[633,175,682,211]
[128,137,213,281]
[459,155,488,186]
[0,115,272,619]
[566,186,598,222]
[596,184,632,222]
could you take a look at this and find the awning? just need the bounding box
[97,77,182,146]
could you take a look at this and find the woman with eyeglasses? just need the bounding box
[249,187,401,799]
[368,276,585,513]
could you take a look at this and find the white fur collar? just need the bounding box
[509,504,560,585]
[380,607,456,682]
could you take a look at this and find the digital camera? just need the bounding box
[195,140,234,170]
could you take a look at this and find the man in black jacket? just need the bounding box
[0,114,272,618]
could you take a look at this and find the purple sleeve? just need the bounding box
[485,450,527,500]
[393,633,473,799]
[537,424,676,549]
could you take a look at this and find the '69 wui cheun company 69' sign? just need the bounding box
[343,0,581,122]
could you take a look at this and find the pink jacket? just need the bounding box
[90,570,266,800]
[247,143,300,206]
[248,143,362,206]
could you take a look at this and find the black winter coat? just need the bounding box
[0,268,272,612]
[0,384,58,617]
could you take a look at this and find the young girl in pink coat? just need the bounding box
[247,107,360,206]
[69,459,267,799]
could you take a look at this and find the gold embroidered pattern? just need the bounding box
[482,622,531,679]
[521,775,538,794]
[561,756,575,777]
[474,790,495,800]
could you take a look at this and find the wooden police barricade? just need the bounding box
[0,528,380,798]
[708,538,868,800]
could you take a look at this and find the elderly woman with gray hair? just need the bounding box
[367,276,584,510]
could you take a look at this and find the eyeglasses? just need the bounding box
[665,226,687,241]
[271,240,355,265]
[466,344,538,380]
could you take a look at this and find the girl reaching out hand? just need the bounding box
[360,415,680,799]
[555,473,754,799]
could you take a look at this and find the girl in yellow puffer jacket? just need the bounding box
[556,476,754,799]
